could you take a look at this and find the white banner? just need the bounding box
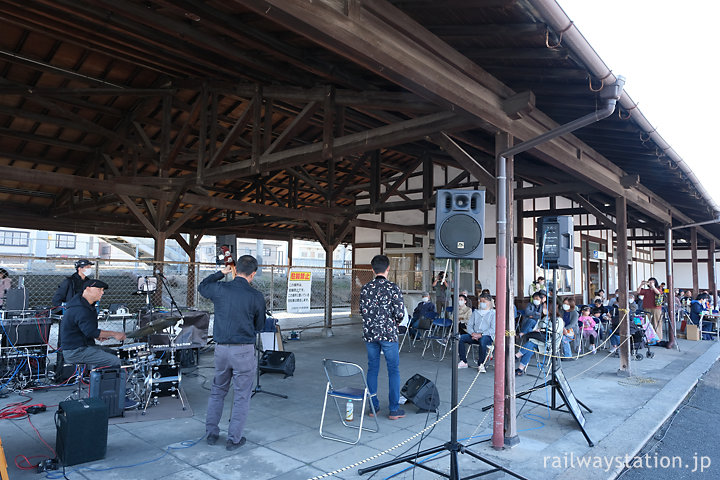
[287,269,312,313]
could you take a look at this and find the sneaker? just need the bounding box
[610,347,617,354]
[592,346,597,354]
[388,409,406,420]
[457,361,468,369]
[226,437,246,451]
[367,407,380,417]
[206,433,219,446]
[478,364,486,373]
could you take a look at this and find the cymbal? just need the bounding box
[126,316,181,338]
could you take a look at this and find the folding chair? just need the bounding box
[320,359,379,445]
[422,316,453,360]
[408,314,435,351]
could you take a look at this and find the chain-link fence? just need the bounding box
[0,255,383,317]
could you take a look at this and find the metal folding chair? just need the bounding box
[422,316,453,360]
[320,359,379,445]
[408,314,435,351]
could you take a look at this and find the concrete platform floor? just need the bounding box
[2,324,718,480]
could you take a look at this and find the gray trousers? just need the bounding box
[63,345,121,368]
[206,343,256,443]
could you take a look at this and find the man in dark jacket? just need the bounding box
[198,255,265,451]
[52,259,94,309]
[60,279,126,368]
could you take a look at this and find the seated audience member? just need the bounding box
[628,293,640,315]
[528,276,545,297]
[409,292,436,336]
[560,298,579,358]
[457,293,495,373]
[515,314,563,375]
[690,293,712,338]
[592,299,610,337]
[520,292,544,336]
[456,294,472,334]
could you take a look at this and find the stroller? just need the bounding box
[629,313,656,360]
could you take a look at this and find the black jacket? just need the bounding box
[52,272,85,308]
[60,293,101,350]
[198,272,266,344]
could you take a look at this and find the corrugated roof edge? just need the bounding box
[527,0,720,216]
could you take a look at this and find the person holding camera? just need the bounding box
[432,271,450,317]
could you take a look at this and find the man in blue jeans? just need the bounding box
[360,255,406,420]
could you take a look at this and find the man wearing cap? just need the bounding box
[52,258,95,309]
[60,278,126,369]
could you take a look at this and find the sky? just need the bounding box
[558,0,720,209]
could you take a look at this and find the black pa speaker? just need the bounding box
[56,398,108,467]
[259,350,295,378]
[401,374,440,412]
[537,215,574,270]
[435,189,485,259]
[89,367,126,418]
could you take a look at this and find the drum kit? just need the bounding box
[115,315,189,414]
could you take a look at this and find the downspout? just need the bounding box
[529,0,719,215]
[493,77,625,449]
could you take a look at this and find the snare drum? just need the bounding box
[117,342,150,361]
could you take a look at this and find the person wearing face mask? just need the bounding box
[560,298,578,358]
[628,293,639,315]
[520,292,544,336]
[409,292,437,336]
[456,294,472,334]
[52,259,95,312]
[638,278,663,340]
[457,293,495,372]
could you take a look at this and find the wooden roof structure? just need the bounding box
[1,0,718,251]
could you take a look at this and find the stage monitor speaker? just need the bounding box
[401,374,440,412]
[259,350,295,378]
[434,189,485,259]
[55,398,108,467]
[89,367,126,418]
[537,215,574,269]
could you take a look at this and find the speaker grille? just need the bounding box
[439,214,482,256]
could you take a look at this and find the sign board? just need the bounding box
[287,269,312,313]
[592,250,607,260]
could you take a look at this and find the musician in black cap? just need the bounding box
[52,258,95,310]
[60,278,126,369]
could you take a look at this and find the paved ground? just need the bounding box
[616,358,720,479]
[1,323,719,480]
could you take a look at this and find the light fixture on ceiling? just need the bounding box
[637,218,646,223]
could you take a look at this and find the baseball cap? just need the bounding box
[75,259,95,269]
[83,279,109,290]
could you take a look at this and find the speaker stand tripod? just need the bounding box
[359,259,527,480]
[480,267,594,447]
[251,332,287,399]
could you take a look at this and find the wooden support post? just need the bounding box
[501,132,519,447]
[709,240,718,309]
[691,227,699,296]
[153,231,167,307]
[666,226,676,349]
[323,224,335,337]
[615,196,631,376]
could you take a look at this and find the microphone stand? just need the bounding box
[156,273,185,321]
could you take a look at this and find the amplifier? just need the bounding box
[56,398,108,467]
[0,316,51,347]
[259,350,295,378]
[89,368,126,418]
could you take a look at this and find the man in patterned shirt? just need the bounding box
[360,255,406,420]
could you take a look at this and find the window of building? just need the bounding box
[263,248,271,257]
[0,230,29,246]
[56,234,76,249]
